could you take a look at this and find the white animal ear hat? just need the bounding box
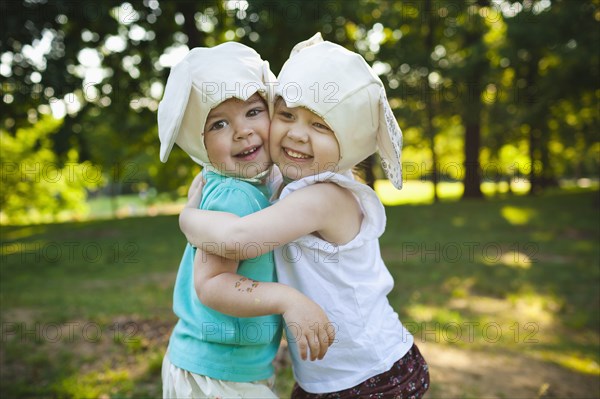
[276,33,403,189]
[158,42,276,165]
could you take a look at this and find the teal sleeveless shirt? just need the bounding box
[168,171,282,382]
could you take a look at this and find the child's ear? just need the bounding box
[376,87,403,190]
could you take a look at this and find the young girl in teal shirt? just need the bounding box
[158,41,333,398]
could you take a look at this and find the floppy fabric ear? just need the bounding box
[377,87,403,189]
[261,60,278,118]
[289,32,324,56]
[158,59,192,163]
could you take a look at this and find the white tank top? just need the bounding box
[274,172,414,393]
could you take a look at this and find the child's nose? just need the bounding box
[234,126,254,140]
[287,126,308,142]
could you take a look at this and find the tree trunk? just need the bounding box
[110,181,119,218]
[181,3,201,48]
[428,105,439,202]
[460,56,484,199]
[460,1,486,200]
[463,121,484,198]
[540,135,559,189]
[524,53,547,196]
[425,0,439,203]
[529,128,542,195]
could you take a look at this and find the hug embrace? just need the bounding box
[158,32,430,398]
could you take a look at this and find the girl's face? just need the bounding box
[203,93,271,178]
[269,99,340,180]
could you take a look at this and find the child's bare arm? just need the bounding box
[194,249,335,361]
[181,183,360,260]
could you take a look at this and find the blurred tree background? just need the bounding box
[1,0,599,224]
[1,2,599,397]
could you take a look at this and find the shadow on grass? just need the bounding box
[382,189,599,381]
[0,188,598,397]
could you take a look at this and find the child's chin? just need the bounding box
[237,163,271,178]
[281,170,304,181]
[274,161,308,181]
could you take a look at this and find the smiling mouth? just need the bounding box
[284,148,312,159]
[236,146,259,157]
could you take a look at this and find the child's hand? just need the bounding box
[282,295,336,361]
[185,172,205,209]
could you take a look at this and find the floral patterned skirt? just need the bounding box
[291,344,429,399]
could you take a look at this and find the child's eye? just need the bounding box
[314,122,332,132]
[247,107,264,117]
[278,111,294,120]
[208,120,228,131]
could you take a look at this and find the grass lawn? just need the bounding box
[1,187,598,398]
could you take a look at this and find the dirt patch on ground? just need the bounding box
[420,342,599,398]
[77,320,600,398]
[3,316,597,398]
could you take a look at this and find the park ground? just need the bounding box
[1,185,599,398]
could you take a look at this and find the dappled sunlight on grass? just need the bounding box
[375,180,461,205]
[1,239,47,260]
[449,296,512,317]
[537,351,600,375]
[406,304,465,324]
[481,180,530,195]
[56,368,133,398]
[457,294,557,331]
[499,251,533,268]
[405,291,566,348]
[506,293,561,325]
[91,196,186,220]
[421,341,599,398]
[443,276,476,299]
[501,205,536,225]
[1,225,48,241]
[2,189,598,397]
[403,276,600,381]
[375,179,532,206]
[388,188,599,383]
[479,244,538,267]
[451,216,466,227]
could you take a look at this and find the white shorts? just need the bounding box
[161,353,278,399]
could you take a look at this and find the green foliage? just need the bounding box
[0,116,100,224]
[1,0,598,218]
[497,0,600,192]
